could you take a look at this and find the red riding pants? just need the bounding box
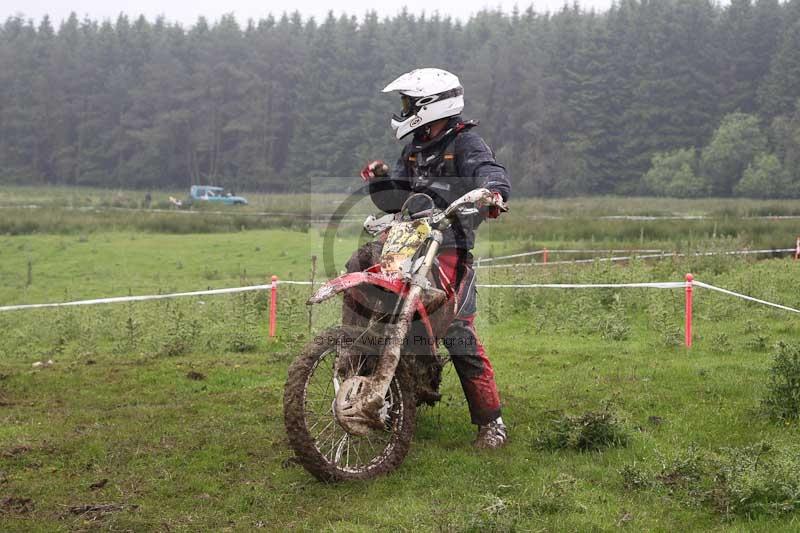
[437,250,502,425]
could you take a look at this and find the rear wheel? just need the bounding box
[283,327,417,481]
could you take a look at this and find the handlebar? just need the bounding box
[434,188,508,224]
[365,189,507,236]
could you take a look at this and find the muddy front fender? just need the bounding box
[307,271,437,340]
[306,272,407,305]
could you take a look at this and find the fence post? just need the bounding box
[795,236,799,261]
[685,273,693,349]
[269,275,278,338]
[543,248,549,265]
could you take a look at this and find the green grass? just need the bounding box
[2,186,800,254]
[0,230,354,304]
[2,190,800,530]
[5,185,800,217]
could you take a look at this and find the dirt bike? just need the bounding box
[283,188,507,482]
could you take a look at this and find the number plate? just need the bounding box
[380,220,431,275]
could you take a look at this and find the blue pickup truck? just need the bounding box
[189,186,248,205]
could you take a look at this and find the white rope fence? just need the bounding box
[0,284,276,312]
[693,281,800,315]
[2,261,798,348]
[476,249,663,264]
[1,279,797,315]
[477,248,796,269]
[475,250,545,263]
[476,282,683,289]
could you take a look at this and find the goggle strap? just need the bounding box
[402,87,463,108]
[435,87,464,100]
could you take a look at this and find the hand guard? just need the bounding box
[477,191,508,219]
[360,160,390,181]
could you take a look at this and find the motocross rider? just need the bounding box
[355,68,511,449]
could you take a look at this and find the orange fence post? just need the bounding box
[685,273,693,349]
[795,236,799,261]
[543,248,549,265]
[269,275,278,338]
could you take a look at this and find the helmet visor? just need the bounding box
[398,94,415,120]
[391,87,464,123]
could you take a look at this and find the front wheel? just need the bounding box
[283,327,417,481]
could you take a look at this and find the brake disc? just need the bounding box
[334,376,386,436]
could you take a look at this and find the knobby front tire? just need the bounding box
[283,327,417,482]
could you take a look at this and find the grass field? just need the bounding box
[1,188,800,531]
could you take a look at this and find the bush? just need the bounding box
[762,342,800,422]
[157,305,198,357]
[712,443,800,519]
[621,443,800,519]
[619,446,711,495]
[735,153,794,199]
[643,148,710,198]
[620,462,654,491]
[227,294,261,353]
[655,444,708,491]
[701,113,768,195]
[596,297,631,341]
[534,408,629,452]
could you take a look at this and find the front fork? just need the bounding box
[362,230,443,413]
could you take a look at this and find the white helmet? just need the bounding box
[382,68,465,140]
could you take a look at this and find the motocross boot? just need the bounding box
[474,417,508,449]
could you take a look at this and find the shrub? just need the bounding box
[621,445,710,496]
[655,444,708,491]
[620,463,654,491]
[114,314,143,355]
[762,342,800,422]
[534,407,629,452]
[709,332,731,354]
[621,443,800,519]
[228,294,261,353]
[596,297,631,341]
[701,113,768,195]
[648,300,683,348]
[735,153,793,199]
[643,148,710,198]
[157,305,198,357]
[712,443,800,519]
[745,334,769,352]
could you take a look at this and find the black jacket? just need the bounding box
[368,117,511,250]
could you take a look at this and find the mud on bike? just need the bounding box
[283,188,507,481]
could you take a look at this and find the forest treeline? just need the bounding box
[2,0,800,197]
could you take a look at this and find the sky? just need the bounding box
[5,0,616,27]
